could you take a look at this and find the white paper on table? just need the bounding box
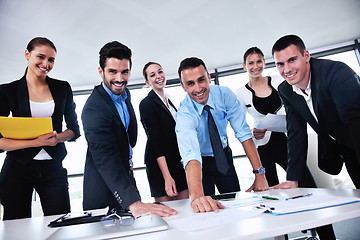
[219,196,270,208]
[167,207,264,232]
[255,114,286,132]
[266,194,360,215]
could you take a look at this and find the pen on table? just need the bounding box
[260,204,275,210]
[49,213,67,223]
[262,196,279,200]
[285,193,313,201]
[154,201,165,206]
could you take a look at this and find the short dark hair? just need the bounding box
[178,57,208,80]
[243,47,264,63]
[27,37,57,53]
[99,41,132,70]
[143,62,162,81]
[272,34,306,56]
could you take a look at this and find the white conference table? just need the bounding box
[1,188,359,240]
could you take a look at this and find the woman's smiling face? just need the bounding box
[145,64,167,91]
[25,44,56,79]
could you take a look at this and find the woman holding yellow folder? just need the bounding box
[0,37,80,220]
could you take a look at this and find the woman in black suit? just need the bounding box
[139,62,188,202]
[0,37,80,220]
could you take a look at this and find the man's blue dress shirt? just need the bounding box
[175,85,252,168]
[102,82,133,164]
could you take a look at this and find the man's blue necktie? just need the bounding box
[204,105,229,175]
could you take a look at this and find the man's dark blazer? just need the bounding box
[278,58,360,181]
[0,76,80,164]
[139,90,182,167]
[82,84,140,211]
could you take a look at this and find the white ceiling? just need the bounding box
[0,0,359,90]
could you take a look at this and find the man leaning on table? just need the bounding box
[81,41,177,218]
[175,57,268,213]
[272,35,360,190]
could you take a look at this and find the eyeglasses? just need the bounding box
[101,213,135,227]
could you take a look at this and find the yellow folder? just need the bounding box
[0,116,53,139]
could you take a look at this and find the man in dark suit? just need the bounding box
[272,35,360,190]
[271,34,360,240]
[81,41,177,218]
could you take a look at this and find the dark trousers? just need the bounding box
[257,132,288,187]
[0,158,70,220]
[341,147,360,189]
[201,147,240,196]
[309,144,360,239]
[344,158,360,189]
[296,164,336,239]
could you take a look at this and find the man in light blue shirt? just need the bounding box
[176,57,269,213]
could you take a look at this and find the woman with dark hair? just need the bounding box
[139,62,188,202]
[236,47,288,186]
[0,37,80,220]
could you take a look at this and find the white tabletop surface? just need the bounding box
[1,188,359,240]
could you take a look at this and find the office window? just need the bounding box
[219,73,247,157]
[319,50,360,75]
[62,94,88,175]
[1,48,359,208]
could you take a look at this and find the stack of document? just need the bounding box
[255,114,286,132]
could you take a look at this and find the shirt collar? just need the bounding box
[153,89,170,102]
[102,82,127,102]
[189,86,215,115]
[292,73,312,98]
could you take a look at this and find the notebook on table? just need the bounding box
[46,214,168,240]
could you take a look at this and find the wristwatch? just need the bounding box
[253,166,266,175]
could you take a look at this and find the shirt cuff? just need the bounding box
[182,154,203,169]
[236,132,253,143]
